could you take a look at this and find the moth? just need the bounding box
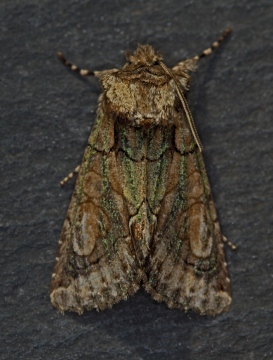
[51,29,234,316]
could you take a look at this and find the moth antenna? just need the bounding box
[172,28,231,72]
[57,52,95,76]
[159,61,203,152]
[193,28,231,62]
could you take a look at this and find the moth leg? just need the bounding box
[57,52,118,77]
[60,165,80,186]
[172,28,231,73]
[223,235,237,250]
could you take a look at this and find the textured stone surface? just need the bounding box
[1,0,272,359]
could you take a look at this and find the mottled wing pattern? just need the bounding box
[144,113,231,316]
[52,40,232,316]
[51,98,230,316]
[50,101,141,313]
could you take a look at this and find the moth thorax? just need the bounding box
[103,76,177,127]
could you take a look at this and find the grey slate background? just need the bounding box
[1,0,273,359]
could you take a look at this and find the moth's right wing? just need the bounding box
[144,114,231,316]
[50,102,141,313]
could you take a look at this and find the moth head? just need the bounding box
[124,44,163,68]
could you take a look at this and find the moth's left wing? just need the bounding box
[50,102,141,313]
